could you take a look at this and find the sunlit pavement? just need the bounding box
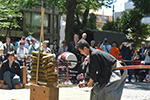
[0,82,150,100]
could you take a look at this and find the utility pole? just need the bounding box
[52,2,55,42]
[112,4,115,20]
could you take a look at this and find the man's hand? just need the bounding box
[79,80,87,88]
[2,55,4,60]
[79,82,86,88]
[87,78,93,87]
[0,81,3,88]
[19,83,23,88]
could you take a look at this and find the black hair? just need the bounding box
[21,36,25,40]
[112,41,117,44]
[75,39,90,50]
[6,51,14,58]
[6,36,10,39]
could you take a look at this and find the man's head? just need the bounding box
[90,40,95,47]
[62,40,67,46]
[21,36,26,42]
[43,41,48,48]
[7,51,14,62]
[20,41,25,48]
[6,36,11,43]
[141,42,146,48]
[103,38,109,45]
[112,41,117,47]
[53,40,57,45]
[74,34,79,44]
[76,39,90,56]
[82,33,87,40]
[31,38,36,45]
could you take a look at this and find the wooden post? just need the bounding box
[66,61,69,82]
[36,7,45,84]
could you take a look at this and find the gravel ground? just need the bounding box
[0,82,150,100]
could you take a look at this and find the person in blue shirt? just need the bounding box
[100,38,111,54]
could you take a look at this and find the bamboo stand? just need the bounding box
[36,7,45,84]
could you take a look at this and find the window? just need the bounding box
[25,12,50,33]
[32,13,49,27]
[97,15,102,21]
[54,15,58,34]
[98,24,101,28]
[104,16,109,22]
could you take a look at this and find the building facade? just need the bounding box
[90,9,113,30]
[115,0,150,25]
[0,7,60,43]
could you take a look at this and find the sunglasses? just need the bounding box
[20,43,24,45]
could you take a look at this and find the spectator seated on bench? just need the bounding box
[146,70,150,83]
[0,52,26,89]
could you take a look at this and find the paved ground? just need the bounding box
[0,82,150,100]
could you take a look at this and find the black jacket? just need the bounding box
[89,48,116,85]
[0,60,23,82]
[68,41,81,61]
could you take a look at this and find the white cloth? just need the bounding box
[17,47,28,60]
[144,50,150,63]
[146,74,150,79]
[44,47,51,53]
[0,41,3,55]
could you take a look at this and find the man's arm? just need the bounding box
[108,45,112,53]
[144,49,148,57]
[16,63,23,83]
[90,54,112,85]
[0,63,5,82]
[12,44,15,52]
[129,44,132,50]
[119,42,124,50]
[100,43,104,49]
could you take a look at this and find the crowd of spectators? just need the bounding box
[0,33,150,88]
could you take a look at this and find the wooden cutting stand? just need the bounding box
[30,7,59,100]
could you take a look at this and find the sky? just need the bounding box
[102,0,128,14]
[114,0,128,12]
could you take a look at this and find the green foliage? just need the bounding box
[102,9,150,47]
[86,13,97,29]
[132,0,150,15]
[0,0,23,30]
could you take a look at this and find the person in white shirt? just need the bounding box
[17,41,28,66]
[58,40,68,54]
[144,47,150,64]
[43,41,51,53]
[0,41,4,63]
[28,38,39,58]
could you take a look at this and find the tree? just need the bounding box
[0,0,114,43]
[102,9,150,47]
[0,0,39,36]
[48,0,114,43]
[0,0,22,36]
[132,0,150,15]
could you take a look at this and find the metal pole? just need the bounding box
[112,4,115,20]
[41,0,44,8]
[52,2,55,41]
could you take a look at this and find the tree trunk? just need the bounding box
[65,0,77,44]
